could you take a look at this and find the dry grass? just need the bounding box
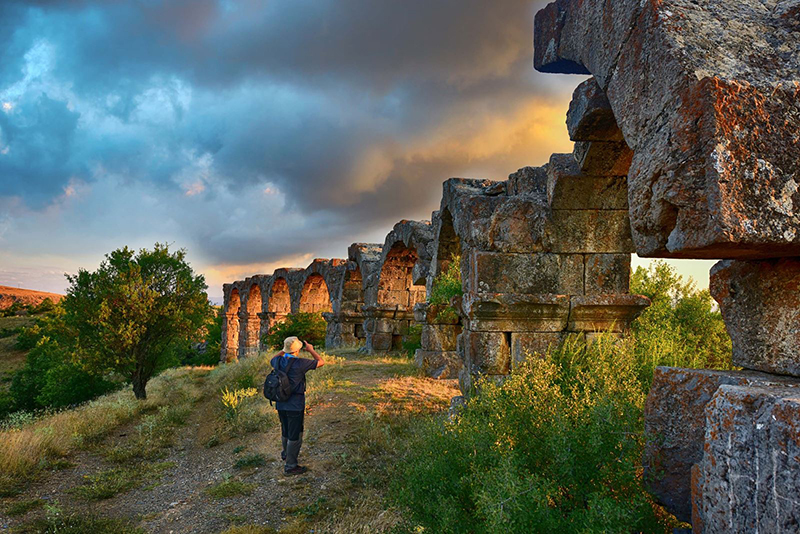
[0,365,212,486]
[319,491,403,534]
[2,348,456,532]
[371,375,457,416]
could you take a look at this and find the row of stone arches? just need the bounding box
[221,267,337,361]
[220,2,800,530]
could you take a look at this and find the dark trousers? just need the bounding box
[278,409,304,440]
[278,410,304,469]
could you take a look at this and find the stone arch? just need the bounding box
[415,207,464,378]
[431,207,462,288]
[377,242,426,309]
[299,273,333,313]
[222,288,241,362]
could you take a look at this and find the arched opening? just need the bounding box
[299,273,332,313]
[372,242,427,351]
[267,277,291,335]
[434,208,462,282]
[269,278,291,315]
[378,242,426,309]
[417,208,463,377]
[240,284,262,356]
[224,289,240,362]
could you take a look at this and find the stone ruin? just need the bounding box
[535,0,800,531]
[222,0,799,530]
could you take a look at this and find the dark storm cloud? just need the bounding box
[0,0,580,271]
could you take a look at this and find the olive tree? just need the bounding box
[63,244,210,399]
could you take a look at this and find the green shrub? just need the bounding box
[29,298,57,315]
[630,261,732,386]
[428,254,462,323]
[10,335,117,412]
[234,453,268,469]
[264,312,327,349]
[402,324,422,356]
[1,302,24,318]
[393,265,731,533]
[393,336,673,533]
[205,476,255,499]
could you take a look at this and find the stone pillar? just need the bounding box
[238,310,262,358]
[324,310,365,349]
[221,312,239,363]
[413,303,462,379]
[710,258,800,377]
[362,304,413,353]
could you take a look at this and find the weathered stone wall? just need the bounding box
[363,220,434,353]
[532,1,800,530]
[220,3,799,528]
[437,78,648,394]
[534,0,800,260]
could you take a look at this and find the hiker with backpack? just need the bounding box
[265,336,324,475]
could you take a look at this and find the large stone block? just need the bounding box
[448,190,549,253]
[567,294,649,332]
[544,210,634,254]
[414,350,462,380]
[535,0,800,259]
[463,331,511,375]
[510,332,563,366]
[643,367,799,524]
[421,324,461,352]
[547,153,628,210]
[461,292,570,333]
[572,141,632,177]
[696,383,800,533]
[507,165,547,199]
[376,318,395,334]
[711,258,800,376]
[566,77,623,142]
[369,333,392,352]
[471,251,584,295]
[584,254,630,295]
[377,289,409,307]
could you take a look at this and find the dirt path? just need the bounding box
[2,351,457,533]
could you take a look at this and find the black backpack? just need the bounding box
[264,357,295,405]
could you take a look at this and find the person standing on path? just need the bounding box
[270,336,324,475]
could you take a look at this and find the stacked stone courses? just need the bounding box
[222,0,799,529]
[533,0,800,531]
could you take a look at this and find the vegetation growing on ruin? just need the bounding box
[629,260,732,379]
[263,312,327,349]
[391,264,731,533]
[428,254,462,323]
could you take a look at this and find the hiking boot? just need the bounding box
[284,465,308,476]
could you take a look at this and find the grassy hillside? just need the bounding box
[0,316,35,395]
[0,349,457,533]
[0,287,63,311]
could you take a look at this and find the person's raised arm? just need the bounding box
[303,341,324,368]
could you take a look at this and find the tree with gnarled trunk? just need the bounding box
[63,244,210,399]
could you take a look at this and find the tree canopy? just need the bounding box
[63,244,210,399]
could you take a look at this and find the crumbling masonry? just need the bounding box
[534,0,800,531]
[223,1,799,530]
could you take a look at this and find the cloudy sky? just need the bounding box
[0,0,714,301]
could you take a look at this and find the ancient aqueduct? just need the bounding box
[222,1,800,531]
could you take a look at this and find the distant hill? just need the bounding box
[0,285,64,310]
